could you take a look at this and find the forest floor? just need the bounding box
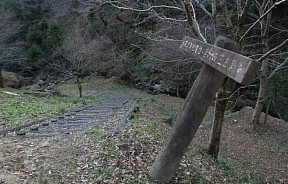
[0,77,287,183]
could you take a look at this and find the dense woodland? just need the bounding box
[0,0,288,124]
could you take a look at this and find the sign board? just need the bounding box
[180,36,260,85]
[150,36,260,182]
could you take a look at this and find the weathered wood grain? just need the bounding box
[180,36,260,85]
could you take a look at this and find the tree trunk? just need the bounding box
[251,13,270,126]
[149,36,237,183]
[208,37,240,158]
[208,79,235,157]
[0,65,3,88]
[76,75,82,97]
[251,59,269,125]
[208,89,226,157]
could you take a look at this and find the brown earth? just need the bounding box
[0,80,287,183]
[220,108,288,182]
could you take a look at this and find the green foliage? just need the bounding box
[27,28,44,45]
[27,20,62,47]
[43,22,62,49]
[26,45,42,60]
[2,0,47,22]
[2,0,62,69]
[26,20,63,65]
[87,9,96,24]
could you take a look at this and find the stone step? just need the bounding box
[9,94,135,138]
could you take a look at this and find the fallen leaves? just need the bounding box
[1,83,287,183]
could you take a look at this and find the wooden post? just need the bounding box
[149,36,257,182]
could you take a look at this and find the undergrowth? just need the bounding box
[0,77,286,183]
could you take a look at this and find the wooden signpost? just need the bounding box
[149,36,260,182]
[180,36,260,86]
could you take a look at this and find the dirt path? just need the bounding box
[1,79,287,183]
[0,91,137,183]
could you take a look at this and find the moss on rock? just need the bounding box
[2,70,20,88]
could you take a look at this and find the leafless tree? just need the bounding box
[52,17,112,97]
[246,0,288,126]
[83,1,287,126]
[82,0,288,181]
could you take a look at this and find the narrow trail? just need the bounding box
[1,92,135,139]
[0,90,139,183]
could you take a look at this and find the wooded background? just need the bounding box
[0,0,288,124]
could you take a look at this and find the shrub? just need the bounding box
[27,27,44,45]
[26,45,41,61]
[43,22,62,49]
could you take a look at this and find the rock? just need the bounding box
[40,140,50,148]
[2,70,20,88]
[161,116,173,126]
[149,84,166,94]
[133,104,140,113]
[38,79,45,85]
[152,84,162,92]
[116,143,129,150]
[50,118,57,122]
[30,125,39,131]
[16,130,26,136]
[58,115,65,119]
[108,76,122,83]
[42,121,49,126]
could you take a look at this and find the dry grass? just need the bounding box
[0,77,287,183]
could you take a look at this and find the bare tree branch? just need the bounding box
[216,84,257,101]
[236,0,242,17]
[131,44,192,63]
[149,9,187,23]
[257,38,288,62]
[240,0,288,42]
[212,0,220,37]
[238,0,253,26]
[268,57,288,79]
[183,0,206,42]
[220,0,236,39]
[194,0,212,17]
[107,1,183,12]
